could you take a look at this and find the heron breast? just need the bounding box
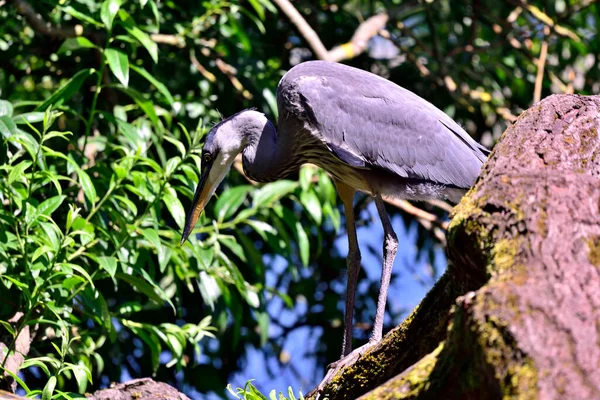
[311,151,374,195]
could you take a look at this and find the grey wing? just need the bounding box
[277,64,488,189]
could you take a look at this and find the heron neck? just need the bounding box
[241,120,297,183]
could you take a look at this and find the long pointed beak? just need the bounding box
[180,167,214,245]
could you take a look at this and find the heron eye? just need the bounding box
[203,154,212,164]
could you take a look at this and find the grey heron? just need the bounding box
[180,60,489,386]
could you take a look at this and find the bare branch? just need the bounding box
[533,26,550,104]
[382,196,449,230]
[11,0,81,39]
[273,0,388,62]
[150,33,185,47]
[214,59,253,100]
[190,50,216,82]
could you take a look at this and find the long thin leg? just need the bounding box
[371,195,398,343]
[334,181,361,358]
[315,194,397,397]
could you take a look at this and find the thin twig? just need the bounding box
[383,196,449,230]
[533,27,550,104]
[507,0,580,42]
[190,50,216,82]
[150,33,185,47]
[214,59,252,100]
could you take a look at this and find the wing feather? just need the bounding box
[277,61,488,189]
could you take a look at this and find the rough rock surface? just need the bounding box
[310,94,600,399]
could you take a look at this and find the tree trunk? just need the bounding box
[310,94,600,399]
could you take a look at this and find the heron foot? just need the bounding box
[314,340,379,398]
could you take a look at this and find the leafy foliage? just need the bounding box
[0,0,340,397]
[227,380,304,400]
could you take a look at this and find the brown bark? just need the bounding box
[0,314,35,393]
[86,378,191,400]
[310,94,600,399]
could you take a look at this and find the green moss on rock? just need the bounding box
[358,343,444,400]
[586,235,600,267]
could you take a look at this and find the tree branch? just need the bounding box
[11,0,185,47]
[533,27,550,104]
[11,0,82,39]
[273,0,388,62]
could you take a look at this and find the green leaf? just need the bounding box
[300,190,322,225]
[105,48,129,87]
[141,228,161,249]
[194,246,214,269]
[252,180,298,208]
[42,376,56,400]
[148,0,160,26]
[136,329,161,373]
[1,275,29,291]
[262,88,278,120]
[57,263,95,288]
[12,112,45,125]
[118,11,158,63]
[0,100,13,117]
[114,194,138,215]
[58,37,98,54]
[0,115,17,138]
[214,185,252,223]
[8,160,32,184]
[163,135,186,156]
[61,6,104,27]
[162,186,185,230]
[115,86,159,126]
[42,130,73,142]
[98,256,118,278]
[256,311,269,346]
[0,321,15,337]
[37,195,66,217]
[164,156,181,177]
[245,220,277,241]
[77,167,97,205]
[2,368,31,394]
[197,271,220,310]
[219,236,247,262]
[299,165,314,192]
[295,220,309,266]
[115,273,164,305]
[37,69,95,111]
[237,231,265,278]
[8,128,40,163]
[130,64,174,105]
[94,290,112,330]
[247,0,265,19]
[21,357,53,377]
[100,0,123,30]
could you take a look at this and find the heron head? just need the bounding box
[180,109,266,244]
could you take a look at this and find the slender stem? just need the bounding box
[67,238,99,262]
[64,270,99,304]
[85,179,122,223]
[82,45,107,153]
